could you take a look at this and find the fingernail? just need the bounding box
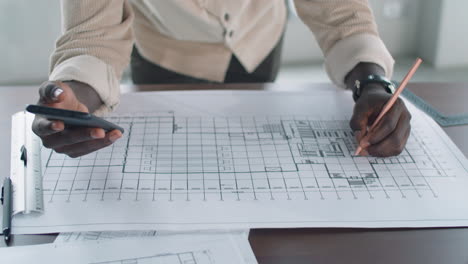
[361,149,369,156]
[109,133,121,142]
[361,140,370,148]
[51,122,62,131]
[52,88,63,100]
[90,129,103,139]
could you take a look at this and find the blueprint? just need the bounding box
[1,233,252,264]
[54,230,255,264]
[55,230,250,243]
[11,90,468,234]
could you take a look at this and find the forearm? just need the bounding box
[64,81,104,113]
[294,0,394,88]
[51,0,134,77]
[49,0,134,114]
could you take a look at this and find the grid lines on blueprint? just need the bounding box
[41,112,451,203]
[91,250,210,264]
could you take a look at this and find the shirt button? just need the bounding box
[224,13,230,22]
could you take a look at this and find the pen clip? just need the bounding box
[20,145,27,167]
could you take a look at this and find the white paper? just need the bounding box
[55,230,250,243]
[54,230,256,264]
[55,230,158,243]
[0,234,253,264]
[11,90,468,234]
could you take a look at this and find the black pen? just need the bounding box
[2,177,12,245]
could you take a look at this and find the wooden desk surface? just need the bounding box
[0,83,467,264]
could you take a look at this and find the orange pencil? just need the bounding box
[355,58,423,155]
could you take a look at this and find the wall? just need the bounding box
[417,0,442,66]
[432,1,468,68]
[0,1,61,85]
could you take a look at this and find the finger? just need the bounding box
[55,130,122,158]
[349,103,368,133]
[37,81,88,112]
[360,149,369,156]
[366,100,407,145]
[32,116,65,137]
[350,109,369,145]
[38,81,65,105]
[41,127,106,149]
[366,118,411,157]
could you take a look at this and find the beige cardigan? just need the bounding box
[49,0,394,114]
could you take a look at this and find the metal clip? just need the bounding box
[1,185,4,205]
[21,145,27,167]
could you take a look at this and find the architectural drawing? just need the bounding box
[42,112,446,202]
[12,91,468,233]
[92,251,212,264]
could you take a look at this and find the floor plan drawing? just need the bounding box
[1,233,249,264]
[57,230,158,243]
[92,251,211,264]
[42,113,444,203]
[11,91,468,233]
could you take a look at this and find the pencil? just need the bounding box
[354,58,423,156]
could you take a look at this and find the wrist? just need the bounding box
[345,62,386,90]
[360,83,390,96]
[345,63,394,101]
[64,81,103,113]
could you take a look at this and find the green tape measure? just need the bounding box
[402,89,468,127]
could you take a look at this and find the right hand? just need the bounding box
[32,81,122,158]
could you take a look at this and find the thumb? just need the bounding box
[38,81,66,105]
[38,81,88,112]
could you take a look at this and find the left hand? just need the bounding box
[349,84,412,157]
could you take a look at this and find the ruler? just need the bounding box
[402,89,468,127]
[10,112,43,215]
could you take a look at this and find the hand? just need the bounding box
[349,85,412,157]
[32,81,122,158]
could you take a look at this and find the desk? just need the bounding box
[1,83,467,264]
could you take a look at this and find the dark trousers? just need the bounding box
[130,38,283,84]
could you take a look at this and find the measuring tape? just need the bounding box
[402,89,468,127]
